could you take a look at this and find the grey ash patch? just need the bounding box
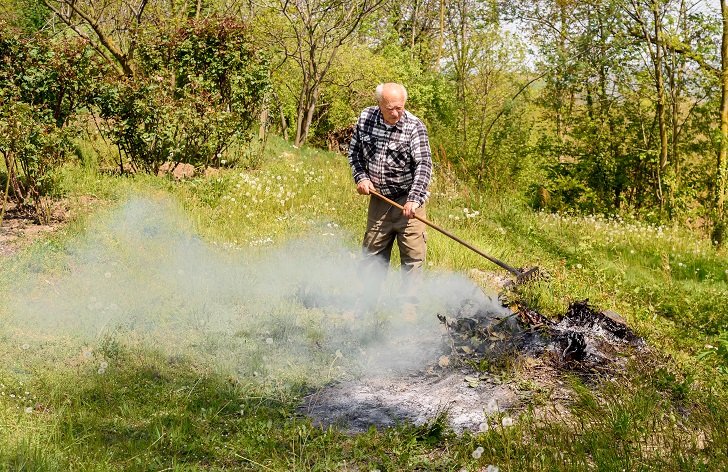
[300,371,520,434]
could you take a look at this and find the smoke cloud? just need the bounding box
[4,197,509,385]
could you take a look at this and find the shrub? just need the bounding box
[96,17,270,173]
[0,23,98,221]
[0,99,75,223]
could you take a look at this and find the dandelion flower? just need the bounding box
[478,422,489,432]
[472,446,484,459]
[98,367,106,375]
[24,406,33,414]
[265,338,274,345]
[21,343,30,350]
[100,361,109,369]
[501,417,514,427]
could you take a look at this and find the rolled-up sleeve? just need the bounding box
[407,120,432,206]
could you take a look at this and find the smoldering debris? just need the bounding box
[440,298,644,373]
[302,298,645,434]
[514,299,644,370]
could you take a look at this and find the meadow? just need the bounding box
[0,136,726,471]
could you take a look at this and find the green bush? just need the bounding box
[96,17,270,173]
[0,23,98,221]
[0,99,75,222]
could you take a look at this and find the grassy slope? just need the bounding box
[0,136,726,471]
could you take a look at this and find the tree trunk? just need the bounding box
[295,84,320,147]
[301,87,319,144]
[259,107,268,141]
[435,0,444,72]
[653,0,668,212]
[715,0,728,245]
[294,83,308,146]
[410,0,419,53]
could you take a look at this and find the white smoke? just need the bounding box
[4,197,509,385]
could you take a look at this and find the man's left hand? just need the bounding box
[403,201,419,219]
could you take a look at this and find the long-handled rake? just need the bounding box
[370,190,540,285]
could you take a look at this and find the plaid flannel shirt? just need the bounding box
[348,106,432,207]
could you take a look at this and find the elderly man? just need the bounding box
[348,82,433,282]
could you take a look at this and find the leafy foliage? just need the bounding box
[96,17,270,173]
[0,24,98,220]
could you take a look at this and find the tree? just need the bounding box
[41,0,172,77]
[716,0,728,243]
[259,0,385,146]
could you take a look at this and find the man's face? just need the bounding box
[378,88,406,125]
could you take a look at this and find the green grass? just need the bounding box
[1,135,727,470]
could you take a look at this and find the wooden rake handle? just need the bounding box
[369,190,523,277]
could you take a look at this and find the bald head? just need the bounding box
[376,83,407,125]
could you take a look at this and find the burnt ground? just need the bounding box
[300,275,645,434]
[302,371,522,434]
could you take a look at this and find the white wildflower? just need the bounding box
[24,406,33,414]
[265,338,274,345]
[501,416,514,427]
[100,361,109,369]
[472,446,485,459]
[21,343,30,350]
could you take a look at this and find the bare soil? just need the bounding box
[0,198,93,257]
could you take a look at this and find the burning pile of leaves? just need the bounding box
[301,280,646,433]
[438,298,645,375]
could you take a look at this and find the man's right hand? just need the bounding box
[356,179,374,195]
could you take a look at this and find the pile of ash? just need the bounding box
[301,296,645,434]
